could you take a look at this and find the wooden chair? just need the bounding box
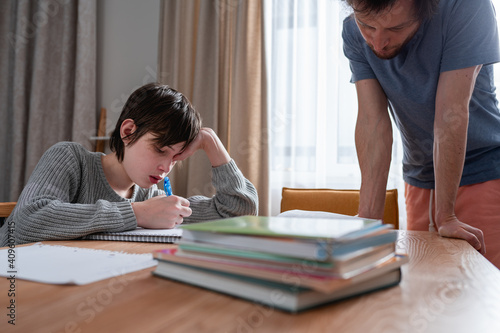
[0,202,16,227]
[93,107,109,153]
[280,188,399,229]
[0,202,16,218]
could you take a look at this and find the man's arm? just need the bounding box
[434,65,486,254]
[355,79,393,220]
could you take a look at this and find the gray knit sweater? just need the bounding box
[0,142,258,246]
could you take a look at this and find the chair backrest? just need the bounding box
[280,188,399,229]
[95,107,107,153]
[0,202,17,218]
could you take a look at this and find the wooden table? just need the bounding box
[1,231,499,333]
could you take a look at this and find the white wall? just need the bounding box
[96,0,160,140]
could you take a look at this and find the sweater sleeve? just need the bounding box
[0,143,137,246]
[183,159,259,223]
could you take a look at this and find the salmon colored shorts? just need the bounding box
[405,179,500,269]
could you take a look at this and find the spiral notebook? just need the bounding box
[82,227,183,243]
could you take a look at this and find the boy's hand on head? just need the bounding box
[132,195,192,229]
[174,127,231,167]
[172,129,206,162]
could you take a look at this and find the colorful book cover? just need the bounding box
[153,247,407,293]
[180,215,383,240]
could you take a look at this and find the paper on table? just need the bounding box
[277,209,360,219]
[0,243,157,285]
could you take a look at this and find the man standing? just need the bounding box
[342,0,500,268]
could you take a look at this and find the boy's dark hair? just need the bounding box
[109,83,201,162]
[343,0,440,22]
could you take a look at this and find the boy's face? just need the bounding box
[122,132,185,188]
[353,0,420,59]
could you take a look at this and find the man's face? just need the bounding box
[353,0,421,59]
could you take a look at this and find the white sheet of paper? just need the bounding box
[0,243,157,285]
[277,209,359,219]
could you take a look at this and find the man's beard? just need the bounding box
[369,44,404,59]
[368,27,419,60]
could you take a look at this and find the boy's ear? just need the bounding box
[120,119,137,144]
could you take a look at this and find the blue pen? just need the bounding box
[164,177,173,196]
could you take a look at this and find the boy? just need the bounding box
[0,83,258,246]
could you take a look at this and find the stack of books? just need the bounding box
[152,215,407,312]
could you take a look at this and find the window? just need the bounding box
[264,0,404,219]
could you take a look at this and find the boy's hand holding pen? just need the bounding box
[164,177,173,196]
[132,176,191,229]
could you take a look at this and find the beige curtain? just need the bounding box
[0,0,96,202]
[158,0,269,215]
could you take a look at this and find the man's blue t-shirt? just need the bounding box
[343,0,500,189]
